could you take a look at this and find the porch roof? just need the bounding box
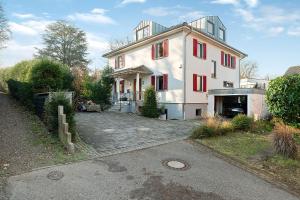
[112,65,153,78]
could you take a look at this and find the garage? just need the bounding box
[208,88,269,120]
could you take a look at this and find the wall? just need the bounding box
[185,32,241,106]
[248,93,269,120]
[109,32,185,104]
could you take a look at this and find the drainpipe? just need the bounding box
[182,24,193,120]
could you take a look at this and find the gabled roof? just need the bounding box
[285,66,300,75]
[102,23,247,58]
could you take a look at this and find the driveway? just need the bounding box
[75,112,200,155]
[6,140,299,200]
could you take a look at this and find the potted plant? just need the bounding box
[158,104,167,120]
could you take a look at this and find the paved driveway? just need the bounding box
[75,112,200,155]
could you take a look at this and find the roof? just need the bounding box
[112,65,153,78]
[102,23,247,58]
[285,66,300,76]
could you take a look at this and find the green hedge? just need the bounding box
[142,86,159,118]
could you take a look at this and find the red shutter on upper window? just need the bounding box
[203,43,207,60]
[193,74,197,91]
[228,54,231,68]
[151,44,155,60]
[163,74,168,90]
[221,51,224,66]
[203,76,207,92]
[151,75,155,87]
[233,57,236,69]
[193,38,198,57]
[163,39,169,57]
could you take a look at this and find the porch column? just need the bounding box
[116,77,120,101]
[136,73,140,100]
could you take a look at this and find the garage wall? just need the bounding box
[247,94,269,120]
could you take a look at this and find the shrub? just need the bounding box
[142,86,159,118]
[44,93,76,142]
[7,79,34,108]
[31,59,69,92]
[251,119,274,134]
[191,117,233,139]
[231,114,253,131]
[273,123,298,159]
[266,75,300,126]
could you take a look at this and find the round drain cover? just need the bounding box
[162,159,190,171]
[47,170,64,181]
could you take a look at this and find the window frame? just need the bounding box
[197,42,204,59]
[156,75,164,91]
[136,26,150,40]
[207,21,215,35]
[219,28,225,41]
[196,109,202,116]
[115,55,124,69]
[155,41,164,59]
[211,60,217,78]
[196,75,204,92]
[223,81,234,88]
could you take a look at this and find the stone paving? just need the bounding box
[75,112,200,155]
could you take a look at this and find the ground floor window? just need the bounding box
[196,109,202,116]
[156,76,164,91]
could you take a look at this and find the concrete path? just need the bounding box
[75,112,200,155]
[6,140,299,200]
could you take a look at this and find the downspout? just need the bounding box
[183,25,193,120]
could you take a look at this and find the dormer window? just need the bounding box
[207,21,214,35]
[219,28,225,41]
[136,26,150,40]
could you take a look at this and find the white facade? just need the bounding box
[103,18,246,119]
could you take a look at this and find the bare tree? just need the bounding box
[240,60,258,79]
[0,4,10,49]
[109,37,131,51]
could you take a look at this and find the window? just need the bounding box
[115,55,125,69]
[207,21,214,35]
[197,42,204,59]
[196,109,202,116]
[219,28,225,41]
[193,74,207,92]
[155,42,164,58]
[211,60,216,78]
[152,74,168,91]
[156,76,164,91]
[136,26,150,40]
[223,81,234,88]
[221,52,236,69]
[152,39,168,59]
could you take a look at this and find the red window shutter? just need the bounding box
[203,43,207,60]
[151,44,155,60]
[233,56,236,68]
[193,38,198,57]
[163,74,168,90]
[221,51,224,65]
[193,74,197,91]
[228,54,231,67]
[163,39,169,57]
[203,76,207,92]
[151,75,155,87]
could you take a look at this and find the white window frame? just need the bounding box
[155,42,164,59]
[219,28,225,41]
[196,75,205,92]
[211,60,217,78]
[197,42,204,59]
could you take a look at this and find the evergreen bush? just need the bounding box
[141,86,159,118]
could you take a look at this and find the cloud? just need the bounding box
[288,27,300,36]
[12,12,36,19]
[120,0,146,5]
[268,26,284,36]
[143,7,176,17]
[244,0,258,7]
[179,11,205,22]
[211,0,239,5]
[9,20,53,36]
[86,33,110,67]
[68,9,116,24]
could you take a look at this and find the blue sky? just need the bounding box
[1,0,300,77]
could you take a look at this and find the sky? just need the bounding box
[1,0,300,77]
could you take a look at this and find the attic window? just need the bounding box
[207,21,214,35]
[219,28,225,41]
[136,26,150,40]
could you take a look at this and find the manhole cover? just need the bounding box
[47,170,64,180]
[162,159,190,171]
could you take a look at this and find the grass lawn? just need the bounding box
[198,132,300,194]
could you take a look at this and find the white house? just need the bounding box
[103,16,252,119]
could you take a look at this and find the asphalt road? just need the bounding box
[6,140,299,200]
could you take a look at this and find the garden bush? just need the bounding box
[7,79,33,108]
[231,114,253,131]
[251,119,274,134]
[273,122,298,159]
[142,86,159,118]
[31,59,73,92]
[44,93,76,141]
[191,117,233,139]
[266,75,300,126]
